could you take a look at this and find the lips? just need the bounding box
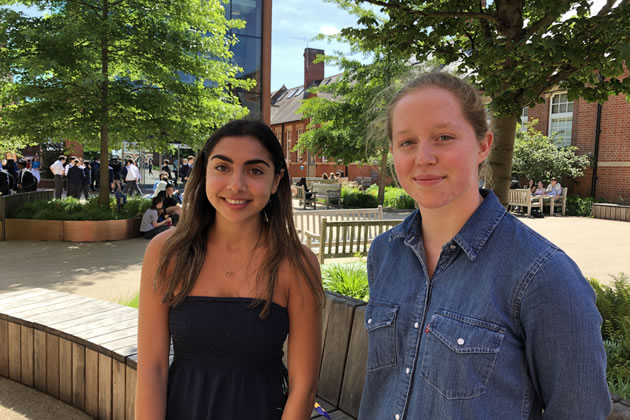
[412,175,446,186]
[224,198,248,205]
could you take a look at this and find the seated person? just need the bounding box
[295,177,313,200]
[545,177,563,197]
[152,171,170,197]
[140,197,172,239]
[527,179,535,194]
[533,181,545,196]
[157,184,182,225]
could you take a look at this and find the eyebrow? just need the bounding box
[210,154,270,167]
[394,122,462,136]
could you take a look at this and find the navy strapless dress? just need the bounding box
[166,297,289,420]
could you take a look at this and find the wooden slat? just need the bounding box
[33,329,47,391]
[339,306,368,418]
[0,319,8,376]
[59,338,73,404]
[20,325,34,386]
[72,342,86,411]
[8,321,21,381]
[125,366,137,420]
[0,288,59,307]
[318,293,364,406]
[98,353,113,420]
[8,295,90,319]
[46,333,60,398]
[112,359,126,420]
[85,348,99,418]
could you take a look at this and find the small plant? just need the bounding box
[384,187,415,209]
[589,273,630,399]
[321,262,369,301]
[341,186,378,208]
[118,293,139,309]
[10,196,150,220]
[565,195,593,217]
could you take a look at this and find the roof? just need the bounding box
[270,74,342,125]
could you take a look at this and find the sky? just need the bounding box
[270,0,368,92]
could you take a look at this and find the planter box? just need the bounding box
[4,218,141,241]
[592,203,630,222]
[5,219,64,241]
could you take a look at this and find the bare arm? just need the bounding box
[281,249,322,420]
[135,230,174,420]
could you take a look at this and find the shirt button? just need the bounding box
[395,415,400,420]
[450,244,456,250]
[457,338,465,345]
[367,318,372,324]
[405,367,410,374]
[414,322,419,329]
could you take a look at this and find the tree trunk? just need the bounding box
[98,0,110,207]
[486,115,518,206]
[376,146,388,205]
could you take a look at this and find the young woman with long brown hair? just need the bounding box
[136,120,324,419]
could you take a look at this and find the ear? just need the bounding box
[477,131,493,164]
[271,169,285,194]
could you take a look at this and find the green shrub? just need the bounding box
[384,187,415,209]
[341,186,378,208]
[119,293,140,309]
[9,196,151,220]
[321,262,369,301]
[566,195,593,217]
[589,273,630,399]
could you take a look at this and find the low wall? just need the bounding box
[3,218,142,242]
[593,203,630,222]
[0,190,55,240]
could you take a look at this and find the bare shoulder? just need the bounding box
[143,227,176,260]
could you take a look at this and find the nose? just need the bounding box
[227,170,246,193]
[414,141,437,166]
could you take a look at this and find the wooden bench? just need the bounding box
[0,288,366,420]
[508,188,543,217]
[312,183,342,209]
[298,185,318,209]
[293,206,384,243]
[547,186,568,216]
[306,218,404,264]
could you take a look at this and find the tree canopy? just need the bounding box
[326,0,630,204]
[0,0,254,204]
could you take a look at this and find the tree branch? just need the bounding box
[362,0,499,25]
[597,0,617,16]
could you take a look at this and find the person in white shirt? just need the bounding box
[124,159,143,196]
[49,155,66,199]
[545,177,563,197]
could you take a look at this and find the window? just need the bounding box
[520,107,528,132]
[549,93,573,147]
[321,155,328,163]
[286,130,292,161]
[275,130,281,143]
[296,128,303,162]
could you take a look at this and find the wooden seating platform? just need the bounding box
[0,288,368,420]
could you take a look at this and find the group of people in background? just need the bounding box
[0,156,41,196]
[49,154,105,199]
[526,176,563,198]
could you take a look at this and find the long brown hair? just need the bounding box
[154,119,324,317]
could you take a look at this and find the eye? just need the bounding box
[214,164,229,172]
[437,135,454,141]
[398,139,415,148]
[249,167,264,175]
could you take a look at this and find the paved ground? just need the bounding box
[1,208,629,418]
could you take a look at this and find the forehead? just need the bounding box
[209,135,273,164]
[392,87,468,131]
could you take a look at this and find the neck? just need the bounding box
[419,190,483,249]
[209,217,264,251]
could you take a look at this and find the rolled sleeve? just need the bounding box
[520,251,611,419]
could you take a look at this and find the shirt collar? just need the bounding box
[389,189,507,261]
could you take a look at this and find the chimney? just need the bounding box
[304,48,325,96]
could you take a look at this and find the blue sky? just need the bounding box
[270,0,366,91]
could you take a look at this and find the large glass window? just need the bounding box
[549,93,573,147]
[232,0,262,37]
[231,36,262,92]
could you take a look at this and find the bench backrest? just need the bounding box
[293,206,384,242]
[508,189,531,206]
[318,218,403,263]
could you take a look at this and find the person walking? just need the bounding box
[124,159,143,196]
[49,155,66,199]
[358,72,610,419]
[136,119,324,420]
[66,158,84,199]
[16,159,38,193]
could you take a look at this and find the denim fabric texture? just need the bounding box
[358,190,611,420]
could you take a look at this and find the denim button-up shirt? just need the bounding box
[359,190,610,420]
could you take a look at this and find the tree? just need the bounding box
[512,120,590,184]
[298,52,412,204]
[325,0,630,205]
[0,0,254,205]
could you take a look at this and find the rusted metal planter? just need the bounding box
[4,217,142,241]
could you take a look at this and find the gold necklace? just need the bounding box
[219,247,255,278]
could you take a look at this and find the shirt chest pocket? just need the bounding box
[421,311,505,400]
[365,301,399,372]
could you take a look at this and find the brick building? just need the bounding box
[526,69,630,203]
[270,48,381,182]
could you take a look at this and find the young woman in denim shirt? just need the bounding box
[359,73,610,419]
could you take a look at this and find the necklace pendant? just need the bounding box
[225,271,235,277]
